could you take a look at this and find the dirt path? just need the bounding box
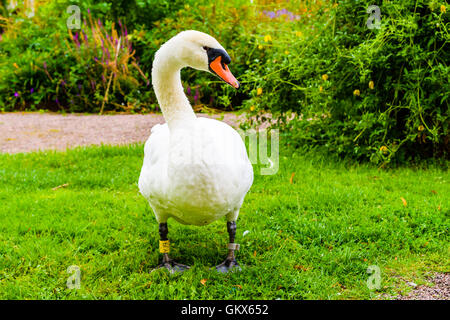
[395,273,449,300]
[0,112,244,154]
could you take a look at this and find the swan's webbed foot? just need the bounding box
[152,222,190,274]
[156,257,190,274]
[216,257,241,273]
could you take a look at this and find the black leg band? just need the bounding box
[227,221,236,243]
[159,223,168,241]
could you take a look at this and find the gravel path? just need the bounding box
[396,273,449,300]
[0,112,244,154]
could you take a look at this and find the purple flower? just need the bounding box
[98,19,102,27]
[14,92,19,97]
[263,8,300,20]
[267,11,276,18]
[82,30,88,44]
[87,8,90,14]
[55,98,59,104]
[73,32,80,47]
[30,88,34,93]
[43,62,47,69]
[186,86,191,95]
[194,88,199,104]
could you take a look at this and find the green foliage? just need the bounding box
[0,1,154,113]
[0,145,448,299]
[239,0,449,165]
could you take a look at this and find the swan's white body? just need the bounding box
[138,31,253,226]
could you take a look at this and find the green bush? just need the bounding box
[239,0,449,165]
[0,0,158,113]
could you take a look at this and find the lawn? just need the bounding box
[0,144,448,299]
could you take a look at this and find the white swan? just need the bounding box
[138,30,253,273]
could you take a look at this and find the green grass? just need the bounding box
[0,144,448,299]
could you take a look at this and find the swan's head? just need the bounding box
[159,30,240,89]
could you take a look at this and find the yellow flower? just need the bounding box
[13,63,19,69]
[250,105,255,111]
[418,125,425,132]
[441,5,446,13]
[256,88,263,95]
[369,81,374,90]
[264,35,272,42]
[380,146,388,154]
[285,50,289,55]
[322,74,329,81]
[319,86,323,92]
[258,44,263,49]
[353,89,360,96]
[295,31,303,37]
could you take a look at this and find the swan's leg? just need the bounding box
[215,221,242,273]
[154,222,190,273]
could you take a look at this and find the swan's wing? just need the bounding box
[138,123,170,199]
[196,117,254,199]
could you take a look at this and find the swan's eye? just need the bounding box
[203,46,209,51]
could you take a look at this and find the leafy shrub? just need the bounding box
[0,0,152,113]
[239,0,449,165]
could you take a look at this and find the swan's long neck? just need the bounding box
[152,46,196,129]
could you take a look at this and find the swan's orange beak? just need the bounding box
[209,56,240,89]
